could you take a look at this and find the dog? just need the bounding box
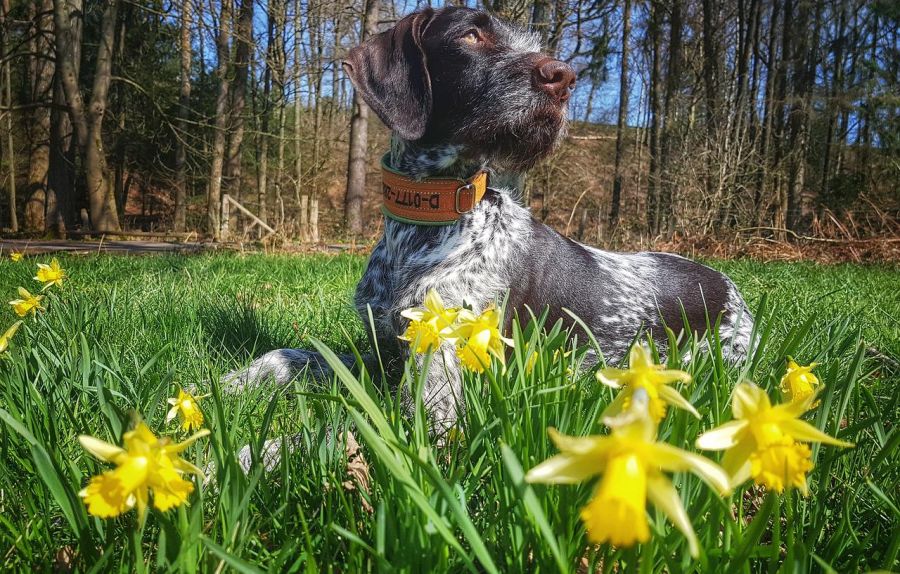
[224,7,754,448]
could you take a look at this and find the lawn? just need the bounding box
[0,252,897,572]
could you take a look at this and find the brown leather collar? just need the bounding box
[381,154,488,225]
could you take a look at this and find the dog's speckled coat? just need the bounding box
[225,7,754,441]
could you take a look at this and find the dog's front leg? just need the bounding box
[220,348,370,393]
[413,342,465,437]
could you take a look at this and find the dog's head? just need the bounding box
[343,7,574,172]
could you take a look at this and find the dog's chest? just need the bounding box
[354,192,531,338]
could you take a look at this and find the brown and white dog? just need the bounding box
[225,7,754,448]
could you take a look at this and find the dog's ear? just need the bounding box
[343,9,435,141]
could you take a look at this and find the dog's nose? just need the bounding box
[533,58,576,102]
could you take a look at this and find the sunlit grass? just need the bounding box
[0,252,896,572]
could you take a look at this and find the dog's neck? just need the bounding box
[388,136,525,193]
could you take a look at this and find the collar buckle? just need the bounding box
[455,183,476,214]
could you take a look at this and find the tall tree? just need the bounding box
[657,0,683,236]
[24,0,55,232]
[1,0,16,231]
[646,0,664,234]
[222,0,254,220]
[174,0,192,232]
[608,0,631,227]
[343,0,380,237]
[54,0,121,231]
[701,0,720,213]
[207,0,233,239]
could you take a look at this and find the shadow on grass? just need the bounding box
[197,295,300,363]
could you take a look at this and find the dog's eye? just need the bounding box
[460,30,481,45]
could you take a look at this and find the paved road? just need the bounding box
[0,239,209,256]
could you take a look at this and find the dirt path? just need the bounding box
[0,239,209,256]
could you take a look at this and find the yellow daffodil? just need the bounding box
[527,401,729,557]
[450,305,513,373]
[0,321,23,354]
[597,344,697,422]
[35,258,66,290]
[696,381,853,495]
[166,388,205,431]
[10,252,24,262]
[9,287,45,317]
[399,289,460,354]
[79,422,209,521]
[780,358,820,405]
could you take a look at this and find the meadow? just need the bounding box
[0,252,897,572]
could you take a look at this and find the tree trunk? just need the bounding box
[658,0,683,236]
[294,0,306,241]
[207,0,232,239]
[83,0,120,231]
[701,0,719,219]
[753,0,780,227]
[54,0,119,232]
[343,0,379,236]
[646,0,663,234]
[608,0,631,228]
[272,0,286,232]
[819,1,847,204]
[1,0,17,231]
[223,0,254,231]
[174,0,191,232]
[25,0,56,232]
[784,0,818,232]
[257,27,270,227]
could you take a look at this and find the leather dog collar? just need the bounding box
[381,154,488,225]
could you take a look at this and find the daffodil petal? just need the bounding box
[173,458,206,480]
[732,382,770,418]
[164,429,211,454]
[654,369,692,385]
[696,420,748,450]
[646,474,700,558]
[780,419,854,448]
[596,368,627,389]
[135,489,149,524]
[779,386,825,417]
[629,344,653,369]
[600,389,629,420]
[400,309,426,321]
[547,427,611,456]
[525,453,601,484]
[648,443,731,496]
[79,435,125,462]
[657,385,701,418]
[721,439,754,488]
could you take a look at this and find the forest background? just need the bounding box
[0,0,897,255]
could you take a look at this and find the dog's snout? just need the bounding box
[532,58,576,102]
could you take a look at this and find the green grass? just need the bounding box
[0,252,897,572]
